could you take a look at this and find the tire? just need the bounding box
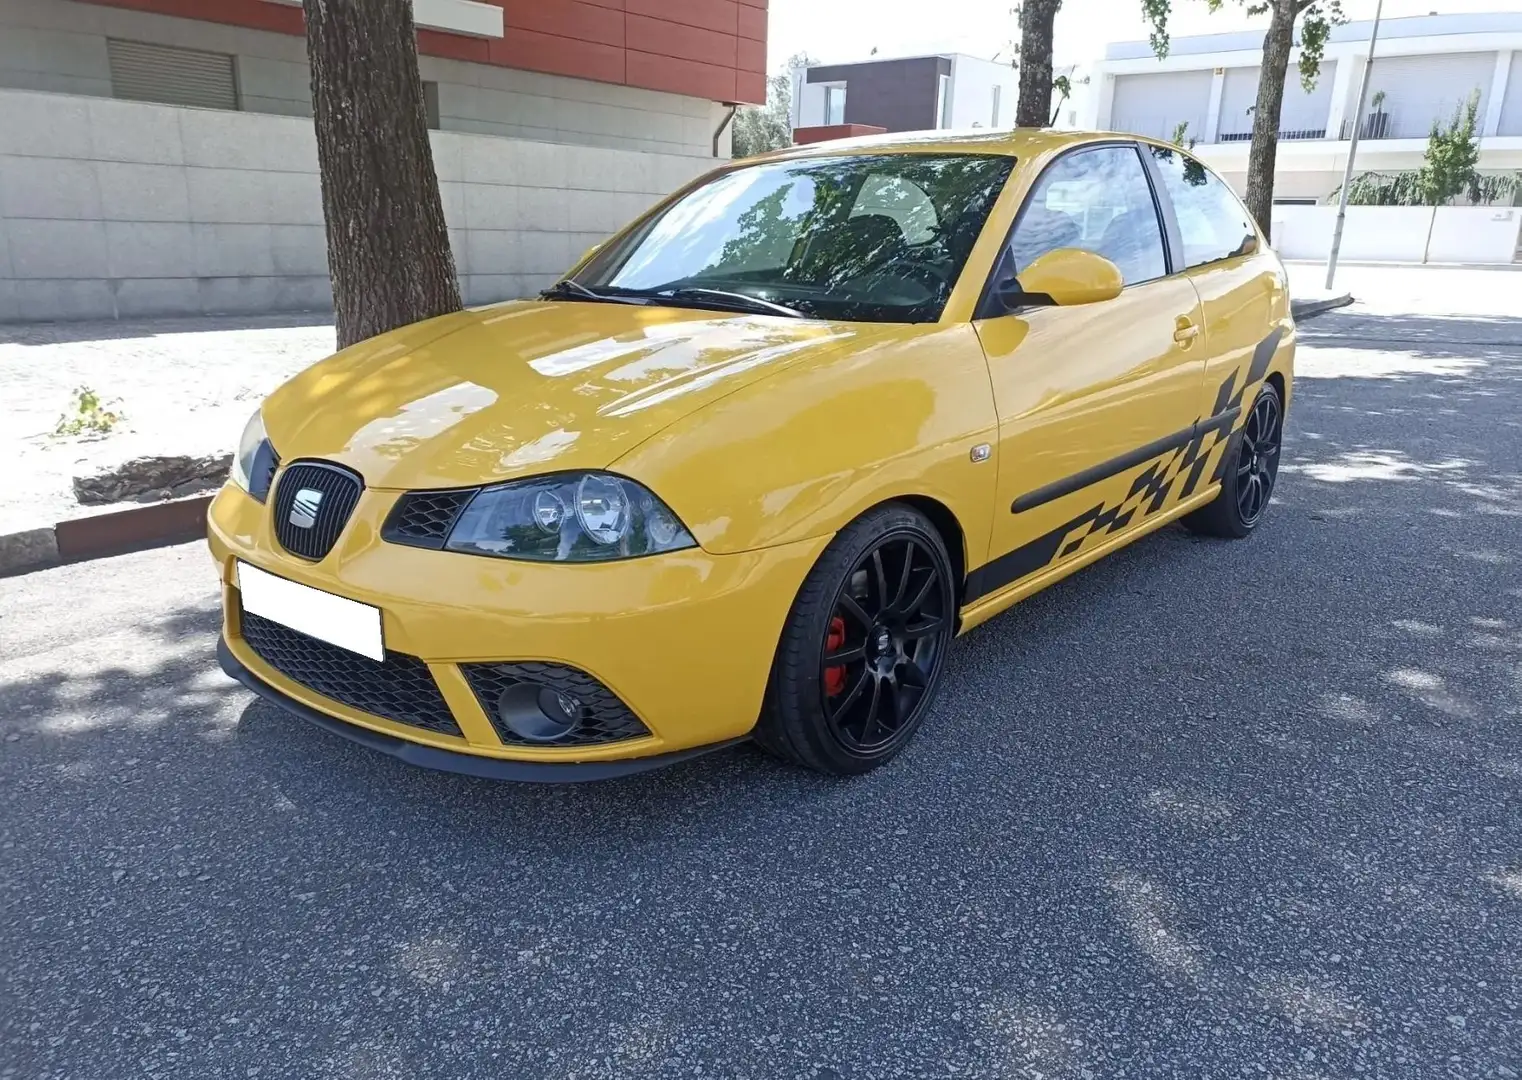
[754,503,956,776]
[1183,381,1285,539]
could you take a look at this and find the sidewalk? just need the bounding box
[1284,262,1520,317]
[1,314,335,563]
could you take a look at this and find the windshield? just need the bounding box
[574,153,1015,323]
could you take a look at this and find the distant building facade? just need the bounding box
[1082,12,1522,205]
[789,53,1019,140]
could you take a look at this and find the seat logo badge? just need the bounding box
[289,489,323,529]
[970,443,992,463]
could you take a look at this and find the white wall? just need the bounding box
[1270,204,1522,263]
[947,56,1018,130]
[794,78,830,128]
[0,88,714,322]
[0,0,722,157]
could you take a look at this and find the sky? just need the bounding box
[768,0,1522,71]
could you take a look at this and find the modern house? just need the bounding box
[789,53,1019,144]
[0,0,768,322]
[1082,12,1522,205]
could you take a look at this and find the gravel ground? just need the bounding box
[2,290,1521,1079]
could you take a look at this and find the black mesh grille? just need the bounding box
[239,610,461,737]
[461,662,650,746]
[381,488,477,550]
[272,461,363,561]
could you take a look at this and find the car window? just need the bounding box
[1146,145,1256,269]
[850,174,938,245]
[1007,145,1166,286]
[577,153,1015,324]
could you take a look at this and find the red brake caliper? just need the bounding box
[824,615,847,697]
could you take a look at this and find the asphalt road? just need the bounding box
[3,304,1521,1079]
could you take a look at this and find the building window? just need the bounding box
[992,84,1002,127]
[107,38,238,111]
[423,80,440,130]
[825,85,847,126]
[937,74,952,128]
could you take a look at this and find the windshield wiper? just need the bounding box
[656,288,806,319]
[540,279,649,306]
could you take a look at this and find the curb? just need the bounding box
[1291,293,1354,320]
[0,494,212,579]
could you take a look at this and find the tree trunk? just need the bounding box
[1244,0,1296,241]
[1015,0,1062,128]
[302,0,462,349]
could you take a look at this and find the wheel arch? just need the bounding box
[893,494,968,612]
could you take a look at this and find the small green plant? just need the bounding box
[1170,119,1197,150]
[54,386,124,437]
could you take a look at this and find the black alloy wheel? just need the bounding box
[756,504,956,775]
[1235,387,1282,526]
[819,535,949,753]
[1184,380,1286,539]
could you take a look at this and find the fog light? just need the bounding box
[495,682,584,743]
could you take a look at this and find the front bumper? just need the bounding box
[209,483,829,769]
[217,638,745,781]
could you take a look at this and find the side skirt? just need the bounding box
[956,484,1221,635]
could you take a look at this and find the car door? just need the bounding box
[968,141,1209,602]
[1142,143,1291,426]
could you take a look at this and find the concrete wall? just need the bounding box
[0,0,729,158]
[1270,204,1522,263]
[0,88,715,322]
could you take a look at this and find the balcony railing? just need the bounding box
[1340,113,1394,140]
[1217,128,1326,143]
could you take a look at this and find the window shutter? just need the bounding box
[107,39,239,111]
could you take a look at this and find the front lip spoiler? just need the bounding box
[217,636,746,783]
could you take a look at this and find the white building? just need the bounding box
[1082,12,1522,204]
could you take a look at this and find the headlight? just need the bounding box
[230,409,278,502]
[445,472,695,562]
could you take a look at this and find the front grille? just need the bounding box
[239,610,461,737]
[461,661,650,747]
[272,461,363,561]
[381,488,477,550]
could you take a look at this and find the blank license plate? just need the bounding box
[236,562,384,662]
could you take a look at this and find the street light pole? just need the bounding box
[1325,0,1384,292]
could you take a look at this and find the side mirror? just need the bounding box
[1013,247,1124,306]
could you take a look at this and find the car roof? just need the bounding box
[752,127,1159,163]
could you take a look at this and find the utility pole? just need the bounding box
[1325,0,1384,292]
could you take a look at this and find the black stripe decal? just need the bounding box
[965,325,1284,606]
[1011,424,1198,514]
[967,403,1241,604]
[1244,325,1284,391]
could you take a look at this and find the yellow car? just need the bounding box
[210,128,1293,780]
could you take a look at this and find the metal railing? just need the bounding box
[1339,113,1393,140]
[1217,128,1327,143]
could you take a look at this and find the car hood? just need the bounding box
[262,301,861,490]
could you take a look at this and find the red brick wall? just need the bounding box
[80,0,769,104]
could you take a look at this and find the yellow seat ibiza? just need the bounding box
[210,129,1293,780]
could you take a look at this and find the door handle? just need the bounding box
[1173,318,1200,347]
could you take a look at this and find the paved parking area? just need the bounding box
[2,295,1520,1078]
